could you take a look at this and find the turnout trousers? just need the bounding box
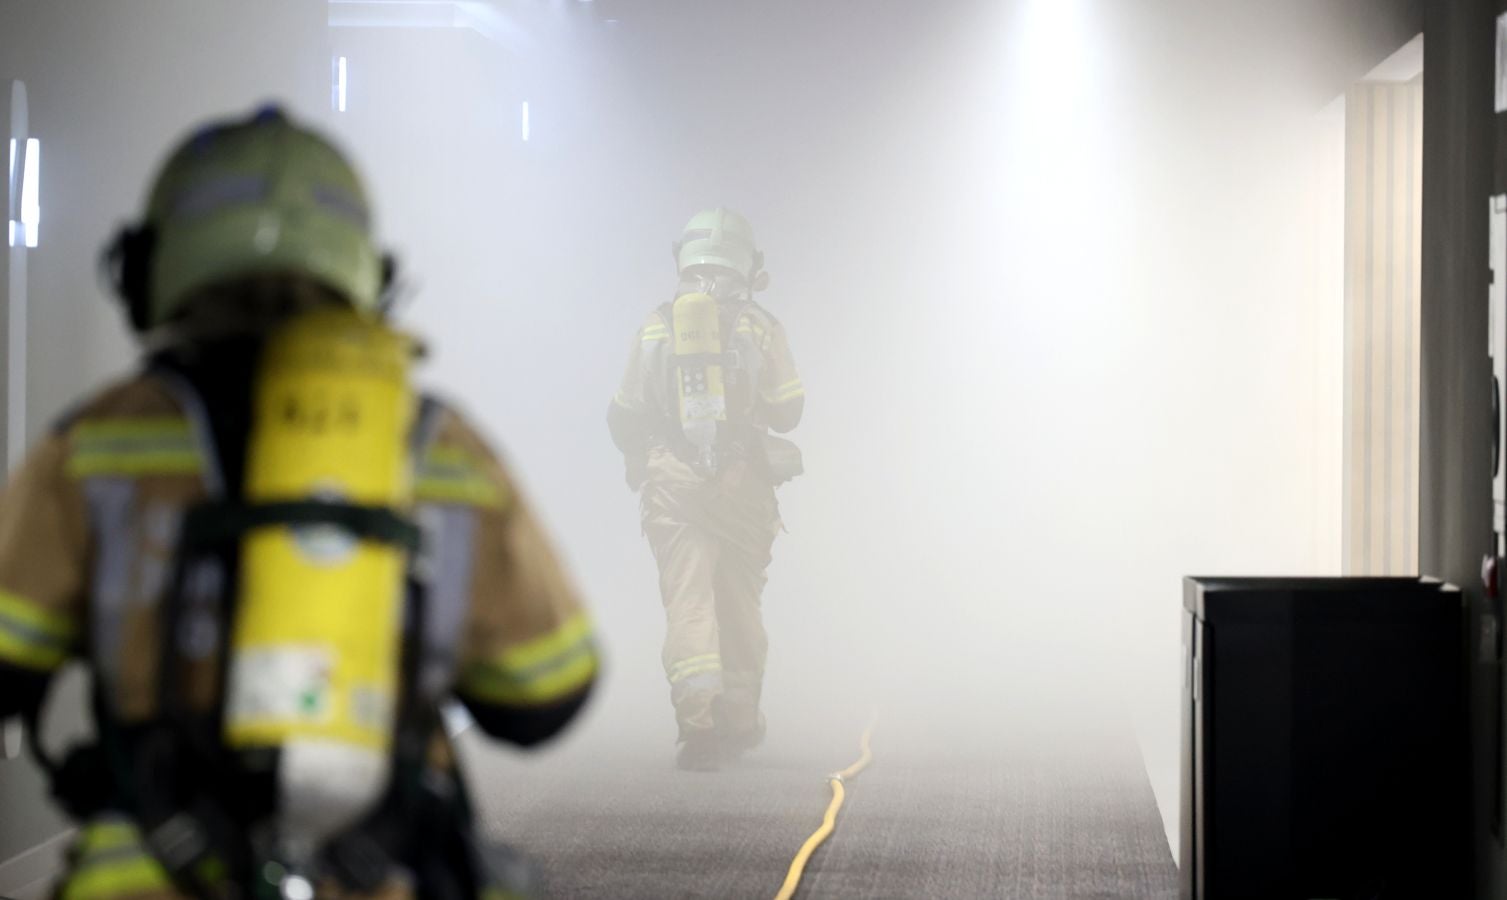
[640,449,780,743]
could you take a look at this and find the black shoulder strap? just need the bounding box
[412,395,445,461]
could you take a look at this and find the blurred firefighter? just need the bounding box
[0,107,597,898]
[608,208,804,771]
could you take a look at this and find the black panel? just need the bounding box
[1182,577,1467,900]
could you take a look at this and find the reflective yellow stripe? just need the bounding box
[68,451,203,478]
[669,662,723,684]
[460,613,597,706]
[0,588,75,670]
[0,634,67,670]
[72,419,192,442]
[766,379,805,404]
[76,822,138,854]
[0,588,73,640]
[61,821,172,900]
[668,653,723,684]
[502,612,592,670]
[669,664,721,684]
[67,418,202,479]
[668,653,720,677]
[62,855,173,900]
[415,477,505,508]
[735,321,768,342]
[462,648,596,707]
[641,324,670,343]
[416,446,508,509]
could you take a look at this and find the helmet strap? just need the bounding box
[103,224,157,333]
[375,253,401,318]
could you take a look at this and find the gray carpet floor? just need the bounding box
[796,752,1178,898]
[462,713,1178,899]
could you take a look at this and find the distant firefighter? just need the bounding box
[609,208,805,771]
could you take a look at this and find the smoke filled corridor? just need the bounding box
[0,1,1474,898]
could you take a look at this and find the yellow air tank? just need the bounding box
[672,292,726,471]
[222,307,416,860]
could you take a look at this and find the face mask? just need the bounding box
[682,268,749,301]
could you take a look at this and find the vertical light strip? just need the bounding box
[19,139,37,248]
[337,57,349,113]
[6,138,14,249]
[521,101,530,142]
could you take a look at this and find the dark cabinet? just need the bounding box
[1182,577,1467,899]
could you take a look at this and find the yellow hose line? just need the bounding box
[774,780,846,900]
[773,716,877,900]
[835,721,875,782]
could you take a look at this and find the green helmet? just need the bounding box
[142,107,383,327]
[675,208,761,279]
